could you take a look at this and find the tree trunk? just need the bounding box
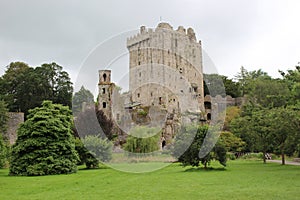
[281,152,285,165]
[263,150,266,164]
[281,144,285,165]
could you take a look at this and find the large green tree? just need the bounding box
[280,65,300,105]
[10,101,78,176]
[248,78,290,108]
[268,107,300,165]
[172,125,227,168]
[234,67,271,96]
[0,62,31,111]
[35,63,73,108]
[0,62,73,115]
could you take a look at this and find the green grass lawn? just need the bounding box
[0,160,299,200]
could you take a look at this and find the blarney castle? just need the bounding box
[97,23,242,149]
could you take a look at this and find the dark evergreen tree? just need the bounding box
[9,101,78,176]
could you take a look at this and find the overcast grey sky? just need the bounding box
[1,0,300,91]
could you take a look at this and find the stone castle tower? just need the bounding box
[97,23,206,147]
[97,70,115,118]
[126,22,204,114]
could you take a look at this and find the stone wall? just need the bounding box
[5,112,24,145]
[204,95,245,121]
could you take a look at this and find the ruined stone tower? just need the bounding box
[97,70,115,118]
[126,22,204,114]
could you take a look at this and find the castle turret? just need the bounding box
[97,70,114,118]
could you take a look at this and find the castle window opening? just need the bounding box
[103,73,107,82]
[139,72,141,77]
[159,97,162,105]
[138,61,141,65]
[150,92,153,97]
[207,113,211,120]
[137,93,140,98]
[102,88,106,94]
[102,102,107,108]
[204,102,212,109]
[162,140,166,149]
[179,68,183,73]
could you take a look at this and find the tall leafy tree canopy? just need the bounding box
[0,62,73,116]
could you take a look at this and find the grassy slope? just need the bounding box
[0,160,299,200]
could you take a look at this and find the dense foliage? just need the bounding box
[228,66,300,164]
[172,125,227,168]
[0,62,73,116]
[0,134,6,168]
[204,74,240,97]
[0,100,8,137]
[0,101,8,168]
[9,101,78,176]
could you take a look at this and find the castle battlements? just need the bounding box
[127,22,199,48]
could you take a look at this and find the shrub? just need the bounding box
[82,135,113,162]
[226,152,236,160]
[9,101,79,176]
[74,137,99,169]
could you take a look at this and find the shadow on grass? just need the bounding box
[78,164,110,171]
[183,167,227,172]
